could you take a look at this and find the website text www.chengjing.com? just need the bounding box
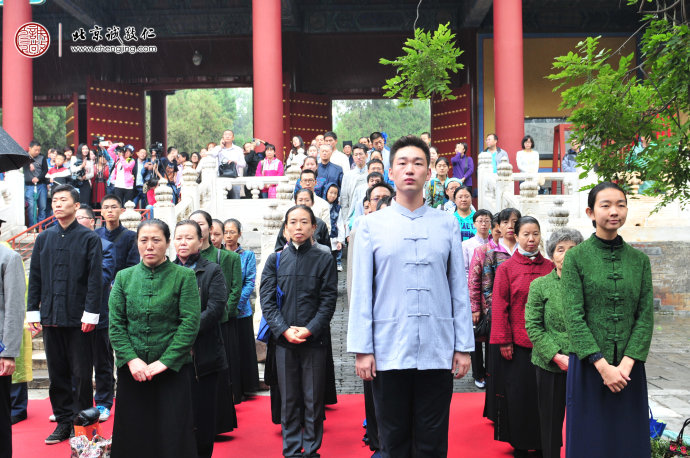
[69,44,157,54]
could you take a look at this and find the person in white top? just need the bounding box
[516,135,540,174]
[209,130,246,199]
[339,143,369,232]
[324,131,351,172]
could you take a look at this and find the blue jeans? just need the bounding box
[24,183,47,227]
[132,185,146,208]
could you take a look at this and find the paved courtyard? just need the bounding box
[29,271,689,433]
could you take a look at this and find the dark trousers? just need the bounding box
[275,344,327,458]
[535,367,566,458]
[113,187,134,206]
[191,371,219,458]
[43,326,94,424]
[10,382,28,417]
[363,380,380,451]
[93,327,115,409]
[132,185,146,208]
[471,340,486,381]
[371,369,453,458]
[1,376,11,458]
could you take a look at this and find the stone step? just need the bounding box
[32,350,48,370]
[28,369,49,389]
[32,338,44,351]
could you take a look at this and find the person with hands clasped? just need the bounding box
[525,228,584,458]
[260,205,338,458]
[490,216,553,457]
[108,219,200,457]
[348,136,474,458]
[562,182,654,458]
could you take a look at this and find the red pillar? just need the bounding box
[493,0,524,171]
[149,91,168,153]
[2,0,34,148]
[252,0,284,159]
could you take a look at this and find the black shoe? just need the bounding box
[10,412,27,425]
[45,423,73,444]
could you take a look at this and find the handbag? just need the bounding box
[650,407,667,439]
[257,251,283,343]
[666,418,690,457]
[474,308,491,338]
[218,161,238,178]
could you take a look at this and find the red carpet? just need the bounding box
[11,393,521,457]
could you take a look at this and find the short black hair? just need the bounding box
[102,194,123,207]
[473,209,493,223]
[285,204,316,226]
[224,218,242,234]
[367,158,384,170]
[353,143,367,153]
[190,209,213,228]
[295,188,315,204]
[389,136,430,166]
[497,207,522,224]
[421,132,431,138]
[300,169,316,179]
[29,140,41,148]
[587,181,627,228]
[453,185,471,201]
[324,131,337,140]
[51,184,79,203]
[264,143,276,152]
[376,195,393,210]
[55,151,66,159]
[521,135,535,150]
[435,156,450,168]
[78,204,96,220]
[167,146,177,154]
[514,216,541,235]
[487,133,498,142]
[366,182,394,200]
[137,219,171,242]
[175,219,202,239]
[370,132,384,142]
[367,172,384,183]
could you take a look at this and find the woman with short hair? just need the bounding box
[491,216,554,457]
[525,227,584,458]
[109,219,200,457]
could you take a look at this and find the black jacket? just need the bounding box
[260,239,337,348]
[132,158,153,186]
[274,218,330,252]
[184,256,228,378]
[28,219,103,326]
[23,154,49,185]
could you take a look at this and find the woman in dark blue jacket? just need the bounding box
[260,205,338,458]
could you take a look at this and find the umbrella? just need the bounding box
[0,127,33,173]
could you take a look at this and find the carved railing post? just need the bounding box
[519,175,540,216]
[496,157,514,210]
[120,201,142,231]
[153,179,176,258]
[477,151,493,211]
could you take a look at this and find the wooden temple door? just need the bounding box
[283,88,332,159]
[86,77,146,150]
[430,85,473,178]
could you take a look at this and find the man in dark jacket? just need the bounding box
[94,194,138,421]
[26,185,103,444]
[76,205,116,422]
[23,140,48,227]
[260,204,338,458]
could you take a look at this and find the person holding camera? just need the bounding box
[209,130,246,199]
[71,144,95,206]
[132,149,154,209]
[109,143,136,205]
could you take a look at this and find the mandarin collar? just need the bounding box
[391,199,428,220]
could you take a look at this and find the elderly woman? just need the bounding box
[109,219,200,457]
[525,228,584,458]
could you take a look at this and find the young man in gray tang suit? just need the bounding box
[348,135,474,458]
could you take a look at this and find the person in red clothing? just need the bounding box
[490,216,554,458]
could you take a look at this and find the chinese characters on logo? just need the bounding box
[15,22,51,58]
[72,26,156,43]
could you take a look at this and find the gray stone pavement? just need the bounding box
[28,272,688,434]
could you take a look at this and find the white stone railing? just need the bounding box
[0,170,34,240]
[477,151,690,242]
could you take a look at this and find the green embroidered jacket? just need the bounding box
[562,235,654,364]
[109,260,201,372]
[525,269,570,372]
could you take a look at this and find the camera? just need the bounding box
[150,141,163,153]
[92,136,104,147]
[72,159,85,179]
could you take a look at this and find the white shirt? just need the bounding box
[516,150,540,174]
[330,149,351,173]
[312,195,332,231]
[211,144,246,174]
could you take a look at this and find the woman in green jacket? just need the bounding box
[109,219,201,458]
[562,182,654,458]
[525,227,583,458]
